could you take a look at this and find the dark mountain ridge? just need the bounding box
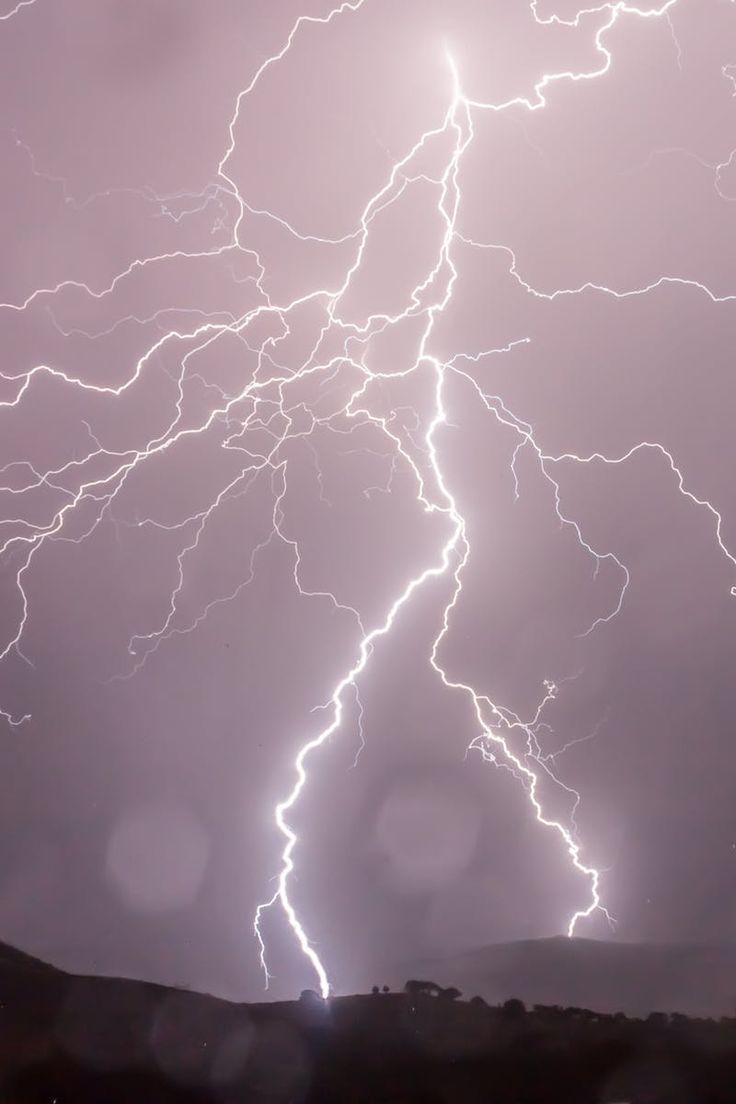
[395,935,736,1018]
[2,937,736,1102]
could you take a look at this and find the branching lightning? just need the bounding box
[1,0,735,999]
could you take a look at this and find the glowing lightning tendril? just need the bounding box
[1,0,734,1001]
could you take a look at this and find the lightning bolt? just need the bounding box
[724,62,736,97]
[1,0,734,1002]
[0,0,38,22]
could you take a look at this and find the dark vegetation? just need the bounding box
[2,942,736,1102]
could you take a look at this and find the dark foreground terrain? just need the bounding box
[3,942,736,1102]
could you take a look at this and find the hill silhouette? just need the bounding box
[2,938,736,1101]
[392,935,736,1018]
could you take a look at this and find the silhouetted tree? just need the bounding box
[371,985,380,995]
[440,985,462,1000]
[405,979,441,996]
[382,985,390,993]
[502,997,526,1018]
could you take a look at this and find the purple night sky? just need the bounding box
[0,0,735,1002]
